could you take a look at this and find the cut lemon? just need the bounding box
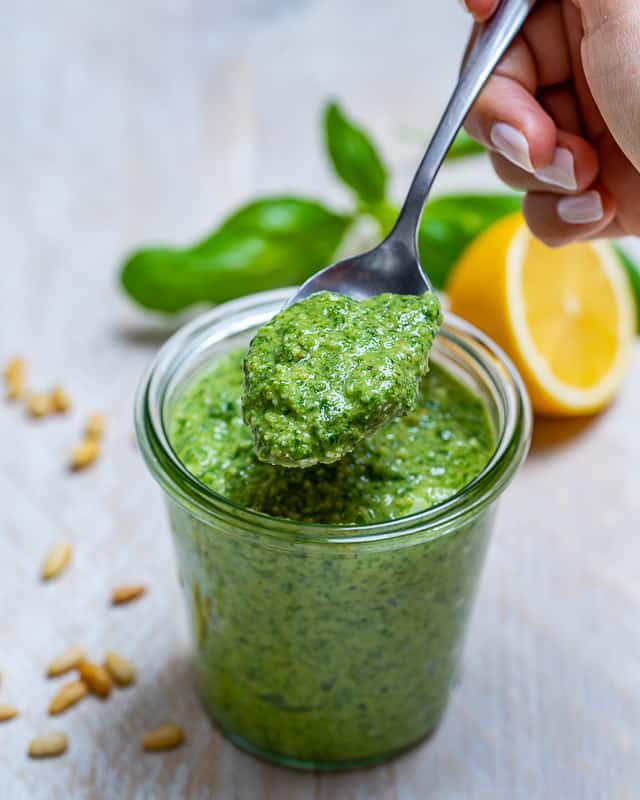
[448,213,635,416]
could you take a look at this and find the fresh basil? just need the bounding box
[121,198,352,312]
[324,102,388,207]
[418,193,523,289]
[119,100,640,332]
[614,243,640,332]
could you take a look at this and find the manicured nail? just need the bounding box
[490,123,534,172]
[536,148,578,191]
[557,191,604,224]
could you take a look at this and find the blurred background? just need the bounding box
[4,1,494,343]
[1,2,639,798]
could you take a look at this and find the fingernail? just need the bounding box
[490,123,534,172]
[535,148,578,191]
[558,191,604,224]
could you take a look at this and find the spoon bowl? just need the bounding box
[291,237,431,304]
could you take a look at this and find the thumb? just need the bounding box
[577,0,640,170]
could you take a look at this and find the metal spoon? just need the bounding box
[290,0,535,305]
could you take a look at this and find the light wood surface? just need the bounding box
[1,1,639,797]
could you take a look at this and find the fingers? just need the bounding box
[462,0,499,21]
[489,130,599,193]
[464,22,578,173]
[538,85,582,136]
[521,2,571,88]
[464,35,557,170]
[463,5,603,195]
[463,0,577,169]
[460,0,640,244]
[522,184,616,247]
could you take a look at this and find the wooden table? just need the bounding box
[2,1,639,797]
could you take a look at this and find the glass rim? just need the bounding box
[135,288,532,544]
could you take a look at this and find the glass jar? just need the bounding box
[135,288,531,770]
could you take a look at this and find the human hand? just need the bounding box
[460,0,640,245]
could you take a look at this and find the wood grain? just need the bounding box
[1,1,639,797]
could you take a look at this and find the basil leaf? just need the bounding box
[613,243,640,332]
[324,102,388,207]
[445,131,486,162]
[120,197,352,313]
[419,193,522,289]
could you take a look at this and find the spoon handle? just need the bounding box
[389,0,536,252]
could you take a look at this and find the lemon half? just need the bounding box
[448,213,635,416]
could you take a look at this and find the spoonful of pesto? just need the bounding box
[242,0,533,467]
[243,291,442,467]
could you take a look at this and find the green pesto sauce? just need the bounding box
[170,348,495,526]
[242,291,443,468]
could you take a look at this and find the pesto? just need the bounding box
[168,346,497,766]
[242,291,443,468]
[171,347,494,525]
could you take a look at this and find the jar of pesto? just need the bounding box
[136,288,531,770]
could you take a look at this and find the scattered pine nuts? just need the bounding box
[28,732,68,759]
[47,646,86,678]
[0,703,18,722]
[49,679,88,715]
[69,439,100,471]
[142,724,185,752]
[78,661,111,699]
[105,651,136,687]
[5,357,25,382]
[50,386,72,413]
[41,540,72,581]
[4,357,25,400]
[27,392,54,418]
[111,584,146,606]
[85,413,106,440]
[70,413,104,470]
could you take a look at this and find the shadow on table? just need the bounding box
[113,303,213,350]
[97,649,426,795]
[113,323,180,349]
[104,650,202,732]
[529,413,601,455]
